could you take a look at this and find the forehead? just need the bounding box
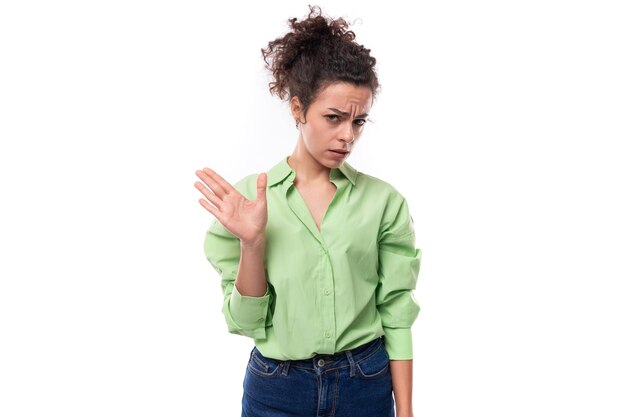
[312,82,373,111]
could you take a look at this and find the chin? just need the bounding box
[325,157,345,167]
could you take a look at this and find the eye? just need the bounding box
[325,115,340,122]
[354,119,367,126]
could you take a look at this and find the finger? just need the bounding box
[195,168,228,199]
[198,198,218,216]
[194,180,222,210]
[201,167,238,197]
[256,172,267,204]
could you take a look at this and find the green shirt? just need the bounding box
[203,155,421,360]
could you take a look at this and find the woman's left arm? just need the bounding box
[376,194,421,417]
[390,359,413,417]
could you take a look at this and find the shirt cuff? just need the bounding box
[383,327,413,360]
[229,284,271,330]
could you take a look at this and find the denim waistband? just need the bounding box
[252,337,386,377]
[288,337,382,369]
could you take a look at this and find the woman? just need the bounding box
[195,5,421,417]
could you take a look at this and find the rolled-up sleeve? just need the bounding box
[203,179,272,340]
[376,195,421,360]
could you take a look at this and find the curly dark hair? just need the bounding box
[261,5,380,123]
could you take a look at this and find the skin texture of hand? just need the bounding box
[390,359,414,417]
[195,167,268,246]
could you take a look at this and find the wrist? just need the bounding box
[241,235,266,249]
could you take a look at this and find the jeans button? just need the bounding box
[317,359,325,367]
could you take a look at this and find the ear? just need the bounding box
[290,96,303,123]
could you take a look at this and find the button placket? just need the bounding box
[318,241,336,351]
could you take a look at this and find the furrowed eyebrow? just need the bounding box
[327,107,369,118]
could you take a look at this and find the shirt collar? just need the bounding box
[267,155,358,187]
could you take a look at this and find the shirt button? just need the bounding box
[257,317,265,323]
[324,331,331,338]
[317,359,325,367]
[324,289,331,295]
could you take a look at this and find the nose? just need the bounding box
[340,121,355,143]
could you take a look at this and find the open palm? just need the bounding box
[195,167,267,245]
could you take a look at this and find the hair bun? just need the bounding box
[261,5,378,111]
[288,6,355,45]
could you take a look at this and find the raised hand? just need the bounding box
[195,167,268,246]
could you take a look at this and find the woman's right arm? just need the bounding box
[196,168,271,338]
[236,235,268,297]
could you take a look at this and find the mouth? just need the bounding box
[329,149,349,158]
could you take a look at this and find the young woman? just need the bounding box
[195,6,421,417]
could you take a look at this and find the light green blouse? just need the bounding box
[203,155,421,360]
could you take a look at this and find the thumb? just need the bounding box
[256,172,267,204]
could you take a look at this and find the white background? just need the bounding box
[1,1,625,416]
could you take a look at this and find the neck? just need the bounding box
[288,147,334,186]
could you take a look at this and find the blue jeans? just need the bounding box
[242,337,395,417]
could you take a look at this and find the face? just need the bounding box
[291,82,373,168]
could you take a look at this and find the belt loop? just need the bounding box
[345,350,356,377]
[281,360,291,376]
